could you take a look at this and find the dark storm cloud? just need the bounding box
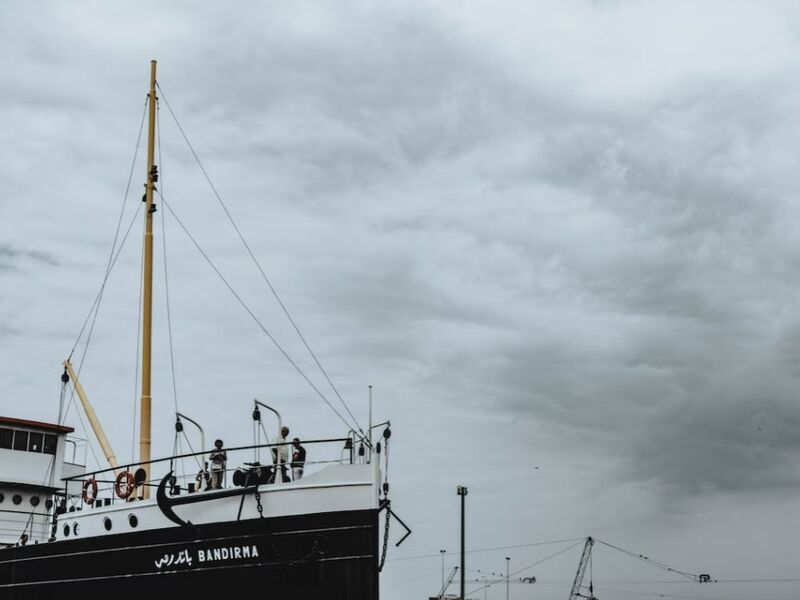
[218,12,800,499]
[3,3,800,597]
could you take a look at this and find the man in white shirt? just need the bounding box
[271,426,290,483]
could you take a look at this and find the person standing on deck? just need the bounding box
[208,439,227,489]
[271,426,290,483]
[291,437,306,481]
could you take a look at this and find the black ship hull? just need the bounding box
[0,509,379,599]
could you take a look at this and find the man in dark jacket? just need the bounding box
[291,438,306,481]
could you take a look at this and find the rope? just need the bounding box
[157,97,180,415]
[388,538,586,562]
[60,96,147,473]
[595,539,699,582]
[157,83,365,436]
[69,97,148,358]
[159,193,359,433]
[466,539,585,597]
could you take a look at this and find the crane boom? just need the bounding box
[568,537,595,600]
[438,566,458,599]
[63,360,120,474]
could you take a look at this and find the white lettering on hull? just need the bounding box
[158,545,259,569]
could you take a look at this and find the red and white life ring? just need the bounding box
[82,478,98,504]
[114,470,136,500]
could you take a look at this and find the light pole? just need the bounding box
[505,556,510,600]
[440,549,447,594]
[457,485,468,600]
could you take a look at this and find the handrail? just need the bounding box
[63,436,354,482]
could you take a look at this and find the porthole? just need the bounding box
[0,493,4,503]
[45,499,53,510]
[128,513,138,528]
[63,524,70,538]
[30,496,40,507]
[72,522,80,536]
[12,495,22,505]
[103,517,112,531]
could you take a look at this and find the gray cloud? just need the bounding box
[3,2,800,598]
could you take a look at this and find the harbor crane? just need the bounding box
[569,537,598,600]
[429,566,459,600]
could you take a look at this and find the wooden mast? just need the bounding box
[140,60,158,498]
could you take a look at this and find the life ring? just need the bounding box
[114,471,136,499]
[82,478,98,504]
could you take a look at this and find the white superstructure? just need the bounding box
[0,417,85,546]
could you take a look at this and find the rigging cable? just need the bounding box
[61,98,148,467]
[156,84,365,437]
[68,97,149,359]
[158,193,359,434]
[388,537,586,562]
[61,198,142,431]
[594,539,699,582]
[466,539,585,597]
[157,96,180,415]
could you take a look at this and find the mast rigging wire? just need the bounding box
[156,97,180,416]
[594,538,699,582]
[60,98,148,473]
[466,539,585,597]
[69,98,149,358]
[158,193,359,434]
[156,84,365,436]
[388,537,586,562]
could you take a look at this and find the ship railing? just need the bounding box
[59,435,373,511]
[0,509,54,545]
[64,435,87,467]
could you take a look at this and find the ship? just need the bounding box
[0,61,409,599]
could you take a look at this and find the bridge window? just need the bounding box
[13,431,28,452]
[0,429,11,449]
[43,435,57,455]
[28,433,43,453]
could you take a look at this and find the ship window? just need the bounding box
[28,432,43,453]
[72,522,80,536]
[12,495,22,505]
[103,517,112,531]
[0,493,4,503]
[45,499,53,510]
[30,496,40,507]
[63,524,70,538]
[43,435,57,455]
[128,514,138,528]
[0,428,12,449]
[13,431,28,452]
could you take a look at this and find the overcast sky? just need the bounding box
[2,1,800,598]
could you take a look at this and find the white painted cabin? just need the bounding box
[0,417,85,547]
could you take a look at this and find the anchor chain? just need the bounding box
[378,501,391,572]
[254,486,264,518]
